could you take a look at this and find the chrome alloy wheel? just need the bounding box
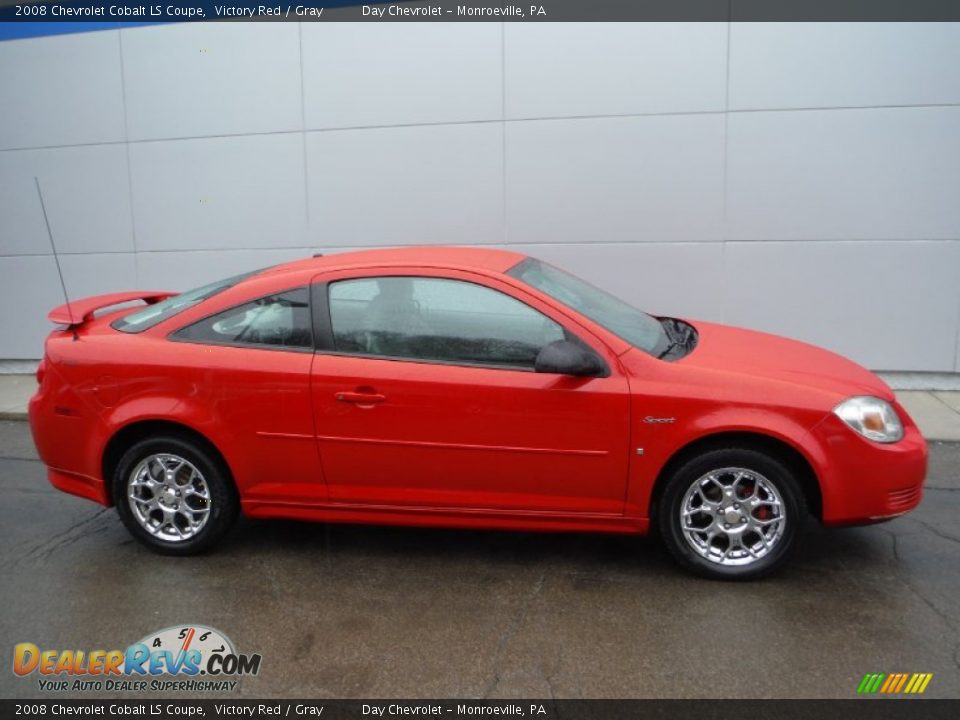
[127,453,211,542]
[679,467,786,567]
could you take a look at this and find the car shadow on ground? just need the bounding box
[219,513,896,582]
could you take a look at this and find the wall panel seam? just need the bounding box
[5,103,959,154]
[721,14,732,325]
[500,21,508,247]
[117,28,139,287]
[953,240,960,371]
[298,21,310,233]
[7,238,958,260]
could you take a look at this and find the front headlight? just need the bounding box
[833,396,903,443]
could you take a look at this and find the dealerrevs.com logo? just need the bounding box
[13,625,261,693]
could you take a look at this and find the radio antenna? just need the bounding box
[35,177,78,340]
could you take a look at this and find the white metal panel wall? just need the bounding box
[0,21,958,371]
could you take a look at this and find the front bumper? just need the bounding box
[811,402,927,526]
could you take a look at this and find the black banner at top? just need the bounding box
[2,0,960,23]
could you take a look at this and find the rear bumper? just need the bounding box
[811,405,927,526]
[29,387,112,507]
[47,467,109,505]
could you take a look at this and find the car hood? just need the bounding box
[677,320,893,400]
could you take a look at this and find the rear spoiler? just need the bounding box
[48,291,176,326]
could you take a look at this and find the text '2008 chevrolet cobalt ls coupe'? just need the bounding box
[29,247,927,579]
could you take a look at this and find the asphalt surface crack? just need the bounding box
[482,570,546,699]
[906,516,960,545]
[2,508,110,570]
[886,529,902,562]
[896,571,957,633]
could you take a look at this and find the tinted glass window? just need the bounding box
[173,288,312,350]
[113,270,260,333]
[328,277,564,369]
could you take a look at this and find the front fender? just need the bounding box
[626,400,829,518]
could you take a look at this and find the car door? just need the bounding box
[309,268,631,514]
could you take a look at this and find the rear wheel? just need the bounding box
[658,448,804,580]
[113,436,238,555]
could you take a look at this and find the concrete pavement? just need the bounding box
[3,375,960,440]
[897,391,960,441]
[0,375,34,421]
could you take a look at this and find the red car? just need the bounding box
[29,247,926,579]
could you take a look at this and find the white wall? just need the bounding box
[1,22,959,371]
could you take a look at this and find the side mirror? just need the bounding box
[534,340,607,377]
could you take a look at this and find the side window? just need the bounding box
[328,277,565,369]
[172,288,312,350]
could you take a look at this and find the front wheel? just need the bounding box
[113,436,238,555]
[658,448,805,580]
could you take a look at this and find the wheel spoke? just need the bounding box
[718,542,733,563]
[130,493,158,511]
[730,471,745,491]
[147,458,165,482]
[704,474,724,493]
[756,529,771,550]
[184,484,210,500]
[754,516,781,527]
[164,519,185,539]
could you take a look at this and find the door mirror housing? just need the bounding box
[534,340,607,377]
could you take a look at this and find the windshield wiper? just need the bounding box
[657,338,682,359]
[656,319,680,359]
[656,318,695,359]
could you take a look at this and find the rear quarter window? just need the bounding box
[171,288,312,351]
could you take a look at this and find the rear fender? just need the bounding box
[96,397,241,495]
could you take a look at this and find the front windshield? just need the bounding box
[112,271,259,333]
[507,258,667,355]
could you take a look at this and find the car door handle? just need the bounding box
[334,391,386,404]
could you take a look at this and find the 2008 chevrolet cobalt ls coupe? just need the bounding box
[29,247,927,579]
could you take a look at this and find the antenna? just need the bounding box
[35,177,78,340]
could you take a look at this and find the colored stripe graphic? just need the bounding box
[857,673,884,694]
[857,672,932,695]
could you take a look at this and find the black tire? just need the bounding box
[658,447,805,580]
[113,436,238,555]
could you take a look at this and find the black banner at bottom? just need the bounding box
[2,700,959,720]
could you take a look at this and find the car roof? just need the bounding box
[259,246,528,283]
